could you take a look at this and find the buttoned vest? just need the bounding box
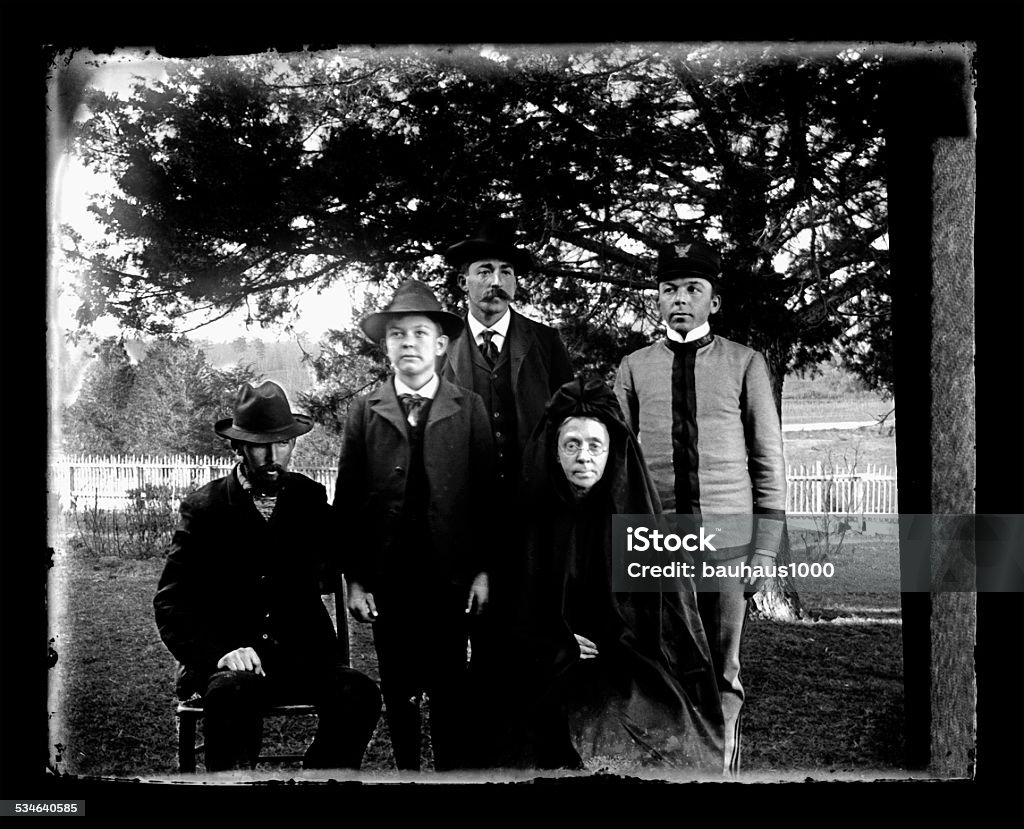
[469,341,519,488]
[401,398,433,528]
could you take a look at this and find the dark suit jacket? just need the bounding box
[439,308,574,453]
[333,376,495,595]
[153,470,339,695]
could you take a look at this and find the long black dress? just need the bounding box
[508,376,725,771]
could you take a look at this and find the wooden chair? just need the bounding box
[175,589,350,773]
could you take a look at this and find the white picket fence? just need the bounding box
[786,462,897,515]
[47,455,339,511]
[48,455,898,515]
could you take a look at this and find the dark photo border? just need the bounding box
[5,3,1022,825]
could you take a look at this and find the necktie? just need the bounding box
[398,393,426,426]
[479,330,500,366]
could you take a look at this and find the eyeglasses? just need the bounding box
[558,440,608,459]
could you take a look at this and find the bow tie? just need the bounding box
[398,393,427,426]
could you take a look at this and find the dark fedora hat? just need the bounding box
[654,239,722,290]
[214,381,314,443]
[443,218,535,273]
[360,278,464,342]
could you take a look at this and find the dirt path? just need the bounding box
[783,419,895,432]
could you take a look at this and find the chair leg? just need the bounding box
[178,713,197,773]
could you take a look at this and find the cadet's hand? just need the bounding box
[347,581,379,623]
[574,634,599,660]
[466,572,490,616]
[743,549,776,591]
[216,647,266,676]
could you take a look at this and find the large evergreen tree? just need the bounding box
[64,43,892,408]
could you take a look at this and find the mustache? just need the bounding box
[253,463,285,477]
[482,287,513,301]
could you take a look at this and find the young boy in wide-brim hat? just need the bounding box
[333,279,496,771]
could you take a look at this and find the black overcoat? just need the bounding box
[154,470,338,695]
[332,376,495,596]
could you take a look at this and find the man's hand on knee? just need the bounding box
[216,646,266,676]
[347,581,379,623]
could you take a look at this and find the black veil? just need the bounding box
[512,375,725,771]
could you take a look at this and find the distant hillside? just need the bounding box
[56,335,324,408]
[782,361,894,427]
[196,337,321,397]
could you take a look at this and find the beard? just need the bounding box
[249,463,287,495]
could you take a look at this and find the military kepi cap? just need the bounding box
[360,278,464,342]
[655,240,721,290]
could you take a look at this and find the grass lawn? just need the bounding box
[48,541,906,780]
[782,392,894,426]
[782,427,896,473]
[47,378,906,780]
[742,534,905,773]
[781,370,896,472]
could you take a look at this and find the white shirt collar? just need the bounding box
[467,308,511,345]
[394,372,439,399]
[665,321,711,343]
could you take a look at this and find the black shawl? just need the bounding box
[515,376,725,771]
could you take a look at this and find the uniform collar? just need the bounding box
[665,321,711,343]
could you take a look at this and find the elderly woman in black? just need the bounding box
[504,376,725,772]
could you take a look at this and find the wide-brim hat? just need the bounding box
[215,380,314,443]
[360,278,464,342]
[654,239,722,291]
[443,218,535,273]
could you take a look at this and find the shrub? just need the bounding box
[68,483,197,559]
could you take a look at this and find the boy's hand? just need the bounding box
[347,581,379,623]
[466,572,489,615]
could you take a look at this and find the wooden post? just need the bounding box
[886,49,976,776]
[927,137,977,776]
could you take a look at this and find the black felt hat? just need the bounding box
[215,381,313,443]
[360,278,464,342]
[443,219,535,273]
[654,240,722,290]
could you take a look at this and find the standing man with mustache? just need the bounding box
[439,219,574,765]
[154,381,382,772]
[613,240,786,776]
[441,219,574,497]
